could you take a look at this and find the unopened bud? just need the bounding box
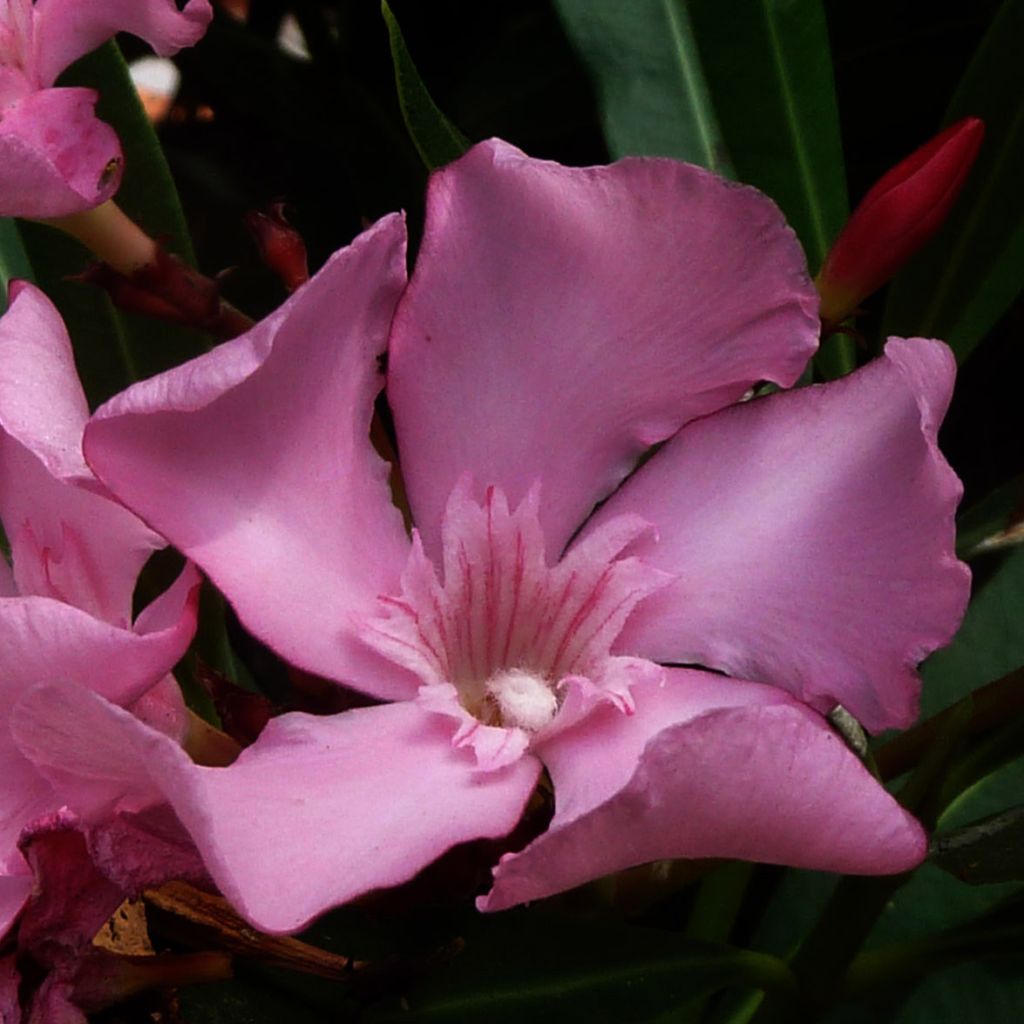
[245,202,309,293]
[816,117,984,327]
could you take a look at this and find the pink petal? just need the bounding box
[0,570,197,861]
[0,282,90,481]
[16,818,124,959]
[388,139,819,559]
[15,683,542,935]
[482,668,926,910]
[596,338,970,733]
[84,805,209,896]
[0,565,199,710]
[33,0,212,85]
[0,88,121,218]
[86,217,415,699]
[0,866,32,938]
[0,283,163,626]
[127,675,188,743]
[0,732,53,870]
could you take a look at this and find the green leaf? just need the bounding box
[844,891,1024,1000]
[882,0,1024,364]
[382,1,470,170]
[179,976,331,1024]
[0,218,33,301]
[365,912,794,1023]
[957,475,1024,559]
[921,547,1024,716]
[553,0,732,172]
[933,807,1024,884]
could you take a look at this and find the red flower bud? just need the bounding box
[816,116,984,326]
[245,202,310,293]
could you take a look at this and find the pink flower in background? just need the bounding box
[0,281,201,947]
[22,140,968,933]
[0,0,212,217]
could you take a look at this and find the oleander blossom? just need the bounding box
[0,280,202,1016]
[19,140,969,934]
[0,0,212,217]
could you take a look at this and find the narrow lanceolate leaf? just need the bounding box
[554,0,732,173]
[382,1,470,170]
[883,0,1024,364]
[0,218,33,302]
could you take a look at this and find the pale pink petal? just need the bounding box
[15,683,542,935]
[0,282,91,481]
[0,88,121,218]
[0,732,54,869]
[86,217,415,699]
[33,0,212,85]
[0,570,197,862]
[85,806,208,895]
[482,668,925,910]
[127,675,188,743]
[0,564,198,709]
[388,139,819,558]
[596,338,969,733]
[0,284,163,626]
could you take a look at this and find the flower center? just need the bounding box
[484,668,559,732]
[363,480,669,736]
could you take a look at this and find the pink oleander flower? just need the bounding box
[0,0,212,217]
[19,140,968,934]
[0,281,201,962]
